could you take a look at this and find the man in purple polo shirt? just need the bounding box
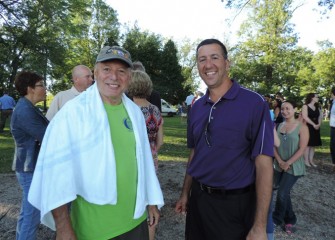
[175,39,274,240]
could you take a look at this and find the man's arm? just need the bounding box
[247,154,273,240]
[175,149,194,214]
[52,205,76,240]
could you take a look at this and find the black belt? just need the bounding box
[196,180,254,195]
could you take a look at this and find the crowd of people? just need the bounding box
[2,39,334,240]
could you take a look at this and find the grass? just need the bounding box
[0,128,15,173]
[316,120,331,161]
[159,117,189,161]
[0,117,332,173]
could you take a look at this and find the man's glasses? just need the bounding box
[204,121,211,147]
[204,103,218,147]
[35,84,45,88]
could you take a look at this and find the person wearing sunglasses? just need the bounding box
[175,39,274,240]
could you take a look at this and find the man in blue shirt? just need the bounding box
[175,39,274,240]
[0,91,16,132]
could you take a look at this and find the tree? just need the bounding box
[230,0,300,96]
[0,0,92,96]
[123,26,188,104]
[123,25,162,87]
[311,46,335,97]
[220,0,334,15]
[159,40,187,104]
[177,38,199,95]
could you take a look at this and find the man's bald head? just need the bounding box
[72,65,93,92]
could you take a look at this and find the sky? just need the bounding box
[106,0,335,52]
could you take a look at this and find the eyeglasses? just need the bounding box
[281,132,287,141]
[35,84,45,88]
[204,103,219,147]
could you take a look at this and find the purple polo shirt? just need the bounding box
[187,80,274,189]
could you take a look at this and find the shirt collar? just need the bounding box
[203,79,240,104]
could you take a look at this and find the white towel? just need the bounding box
[28,83,164,230]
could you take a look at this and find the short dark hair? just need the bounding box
[15,71,43,96]
[274,98,282,107]
[331,87,335,95]
[283,99,297,109]
[196,39,228,59]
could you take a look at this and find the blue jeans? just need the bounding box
[272,170,300,226]
[16,172,40,240]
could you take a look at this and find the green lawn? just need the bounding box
[0,117,332,173]
[0,126,15,173]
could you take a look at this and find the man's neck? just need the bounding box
[73,85,83,93]
[208,78,233,103]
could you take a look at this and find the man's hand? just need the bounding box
[175,195,188,215]
[147,205,160,227]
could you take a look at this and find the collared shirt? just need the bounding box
[187,80,274,189]
[46,86,81,120]
[0,94,16,110]
[330,100,335,127]
[185,94,194,106]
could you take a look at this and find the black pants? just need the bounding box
[0,109,12,131]
[185,180,256,240]
[111,220,148,240]
[331,127,335,164]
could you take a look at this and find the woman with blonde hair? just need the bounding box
[128,70,163,240]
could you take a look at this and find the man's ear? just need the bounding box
[225,59,230,71]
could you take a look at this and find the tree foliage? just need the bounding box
[177,38,199,94]
[221,0,334,14]
[123,27,188,104]
[224,0,335,105]
[0,0,120,96]
[159,40,187,104]
[311,46,335,96]
[1,0,334,108]
[227,0,335,104]
[0,0,93,96]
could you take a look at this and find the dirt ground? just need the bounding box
[1,159,334,240]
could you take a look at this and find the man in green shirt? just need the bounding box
[28,46,164,240]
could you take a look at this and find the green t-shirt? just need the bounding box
[70,102,146,240]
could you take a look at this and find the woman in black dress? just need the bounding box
[302,93,322,167]
[273,98,283,127]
